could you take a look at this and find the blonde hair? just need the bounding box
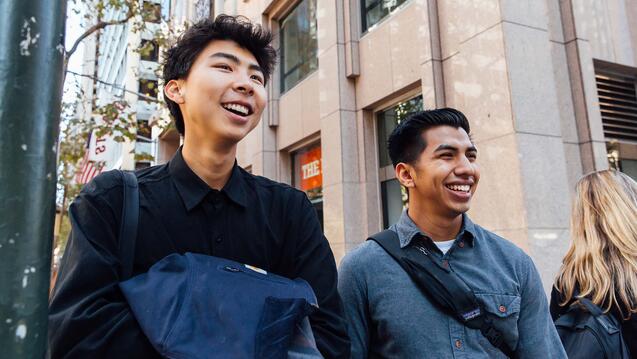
[555,170,637,318]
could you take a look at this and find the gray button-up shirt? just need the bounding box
[338,211,566,358]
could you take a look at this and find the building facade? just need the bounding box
[174,0,637,291]
[80,0,632,291]
[78,0,170,172]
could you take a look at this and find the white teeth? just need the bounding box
[446,184,470,192]
[223,103,249,115]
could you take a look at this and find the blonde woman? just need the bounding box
[551,169,637,356]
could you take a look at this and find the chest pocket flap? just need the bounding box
[476,293,521,317]
[474,293,522,352]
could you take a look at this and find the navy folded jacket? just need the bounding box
[119,252,322,359]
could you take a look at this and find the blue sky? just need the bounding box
[62,1,85,105]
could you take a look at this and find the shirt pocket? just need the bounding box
[475,293,521,352]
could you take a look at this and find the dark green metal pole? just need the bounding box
[0,0,66,357]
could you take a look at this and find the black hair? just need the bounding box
[162,15,277,136]
[387,108,471,167]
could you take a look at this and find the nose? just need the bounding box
[454,155,475,178]
[233,72,254,96]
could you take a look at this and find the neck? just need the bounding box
[181,137,236,190]
[407,200,463,242]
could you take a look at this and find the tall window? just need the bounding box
[138,79,158,100]
[137,119,152,142]
[361,0,409,32]
[292,143,324,229]
[135,119,152,168]
[140,39,159,62]
[280,0,318,92]
[142,2,162,23]
[595,66,637,180]
[377,95,423,228]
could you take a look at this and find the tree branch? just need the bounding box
[63,14,135,78]
[66,11,135,61]
[67,70,161,103]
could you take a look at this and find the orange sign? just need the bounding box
[298,146,322,192]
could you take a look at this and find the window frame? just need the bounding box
[279,0,318,93]
[594,60,637,181]
[136,119,152,142]
[375,93,423,228]
[138,79,158,100]
[139,39,159,62]
[360,0,410,33]
[142,1,162,24]
[291,141,323,203]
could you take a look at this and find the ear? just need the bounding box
[164,79,185,104]
[395,162,415,188]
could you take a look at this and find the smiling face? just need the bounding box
[165,39,267,146]
[398,125,480,218]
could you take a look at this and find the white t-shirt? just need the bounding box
[433,239,455,255]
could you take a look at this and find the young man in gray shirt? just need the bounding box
[338,108,565,358]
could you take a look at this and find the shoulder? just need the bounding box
[242,169,309,204]
[76,163,168,204]
[135,162,170,185]
[81,163,167,193]
[243,169,300,193]
[68,171,128,228]
[471,224,541,287]
[473,224,532,263]
[340,240,389,275]
[79,170,126,199]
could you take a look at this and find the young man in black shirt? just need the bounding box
[49,16,350,358]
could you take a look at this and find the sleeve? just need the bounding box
[514,257,566,359]
[290,194,351,359]
[337,251,371,359]
[48,175,157,358]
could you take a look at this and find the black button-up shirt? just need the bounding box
[49,148,350,358]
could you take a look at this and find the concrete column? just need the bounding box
[439,0,573,291]
[499,0,574,290]
[248,116,278,179]
[559,0,608,174]
[316,0,364,262]
[422,0,445,109]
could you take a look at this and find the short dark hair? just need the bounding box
[387,108,471,167]
[162,15,277,136]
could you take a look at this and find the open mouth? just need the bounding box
[445,184,471,193]
[222,103,253,117]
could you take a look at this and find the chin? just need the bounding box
[222,125,254,141]
[224,132,248,143]
[447,205,470,216]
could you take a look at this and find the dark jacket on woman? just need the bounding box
[550,286,637,357]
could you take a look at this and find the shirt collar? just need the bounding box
[222,163,248,208]
[168,147,248,211]
[395,209,476,248]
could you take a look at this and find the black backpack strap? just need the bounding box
[369,230,515,358]
[577,298,605,317]
[118,170,139,280]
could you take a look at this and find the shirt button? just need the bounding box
[442,260,449,269]
[499,305,507,313]
[455,339,462,349]
[215,237,222,243]
[458,241,465,248]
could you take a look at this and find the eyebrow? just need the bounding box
[434,144,478,153]
[209,52,264,74]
